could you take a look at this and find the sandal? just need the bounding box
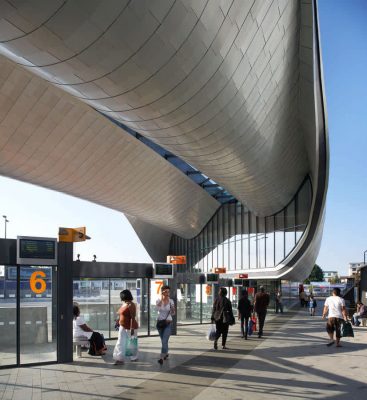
[326,341,335,347]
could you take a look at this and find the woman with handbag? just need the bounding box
[113,289,139,365]
[211,287,233,350]
[156,285,175,365]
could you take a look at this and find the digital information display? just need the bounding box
[234,278,244,286]
[206,273,219,283]
[154,262,174,278]
[17,236,57,266]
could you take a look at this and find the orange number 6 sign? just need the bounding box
[30,271,47,294]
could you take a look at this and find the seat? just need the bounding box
[73,336,90,357]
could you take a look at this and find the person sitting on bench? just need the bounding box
[73,304,107,356]
[352,301,367,326]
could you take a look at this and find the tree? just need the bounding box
[329,275,341,284]
[304,264,324,284]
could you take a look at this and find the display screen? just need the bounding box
[234,278,244,286]
[154,263,173,278]
[206,273,219,282]
[20,239,56,259]
[17,236,57,265]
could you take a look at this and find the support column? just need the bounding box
[57,242,74,363]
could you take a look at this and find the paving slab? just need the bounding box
[0,308,366,400]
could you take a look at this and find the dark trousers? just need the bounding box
[240,316,249,337]
[275,301,283,313]
[257,311,267,335]
[215,320,229,346]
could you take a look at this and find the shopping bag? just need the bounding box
[125,336,138,357]
[251,316,257,332]
[341,321,354,338]
[206,324,216,341]
[248,319,254,336]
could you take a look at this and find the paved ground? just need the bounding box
[0,307,366,400]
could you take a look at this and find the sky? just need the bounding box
[1,1,366,276]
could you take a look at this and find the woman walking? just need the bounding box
[211,287,233,349]
[156,285,175,365]
[237,290,253,339]
[113,289,139,365]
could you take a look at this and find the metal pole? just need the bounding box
[364,250,367,264]
[2,215,8,239]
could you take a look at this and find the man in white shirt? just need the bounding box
[322,288,348,347]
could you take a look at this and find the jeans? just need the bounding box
[158,323,171,357]
[352,314,363,326]
[240,316,249,337]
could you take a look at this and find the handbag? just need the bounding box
[341,321,354,337]
[156,308,171,330]
[224,310,235,326]
[223,300,235,325]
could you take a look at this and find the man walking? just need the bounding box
[322,288,348,347]
[254,286,270,338]
[275,290,283,313]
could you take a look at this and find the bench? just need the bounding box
[73,337,90,357]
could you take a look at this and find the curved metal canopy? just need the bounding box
[0,0,309,216]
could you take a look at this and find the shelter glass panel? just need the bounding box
[0,265,17,367]
[20,266,57,365]
[176,284,200,324]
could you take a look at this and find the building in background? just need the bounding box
[323,271,339,282]
[349,263,364,276]
[0,0,328,285]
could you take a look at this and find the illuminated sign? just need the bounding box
[213,267,226,274]
[206,273,219,283]
[166,255,186,264]
[17,236,57,266]
[154,263,174,278]
[239,274,249,279]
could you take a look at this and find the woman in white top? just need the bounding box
[73,304,106,356]
[156,285,175,365]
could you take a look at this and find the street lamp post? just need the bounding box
[363,250,367,264]
[2,215,9,238]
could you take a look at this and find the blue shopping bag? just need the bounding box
[248,318,254,336]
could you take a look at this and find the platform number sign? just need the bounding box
[30,271,47,294]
